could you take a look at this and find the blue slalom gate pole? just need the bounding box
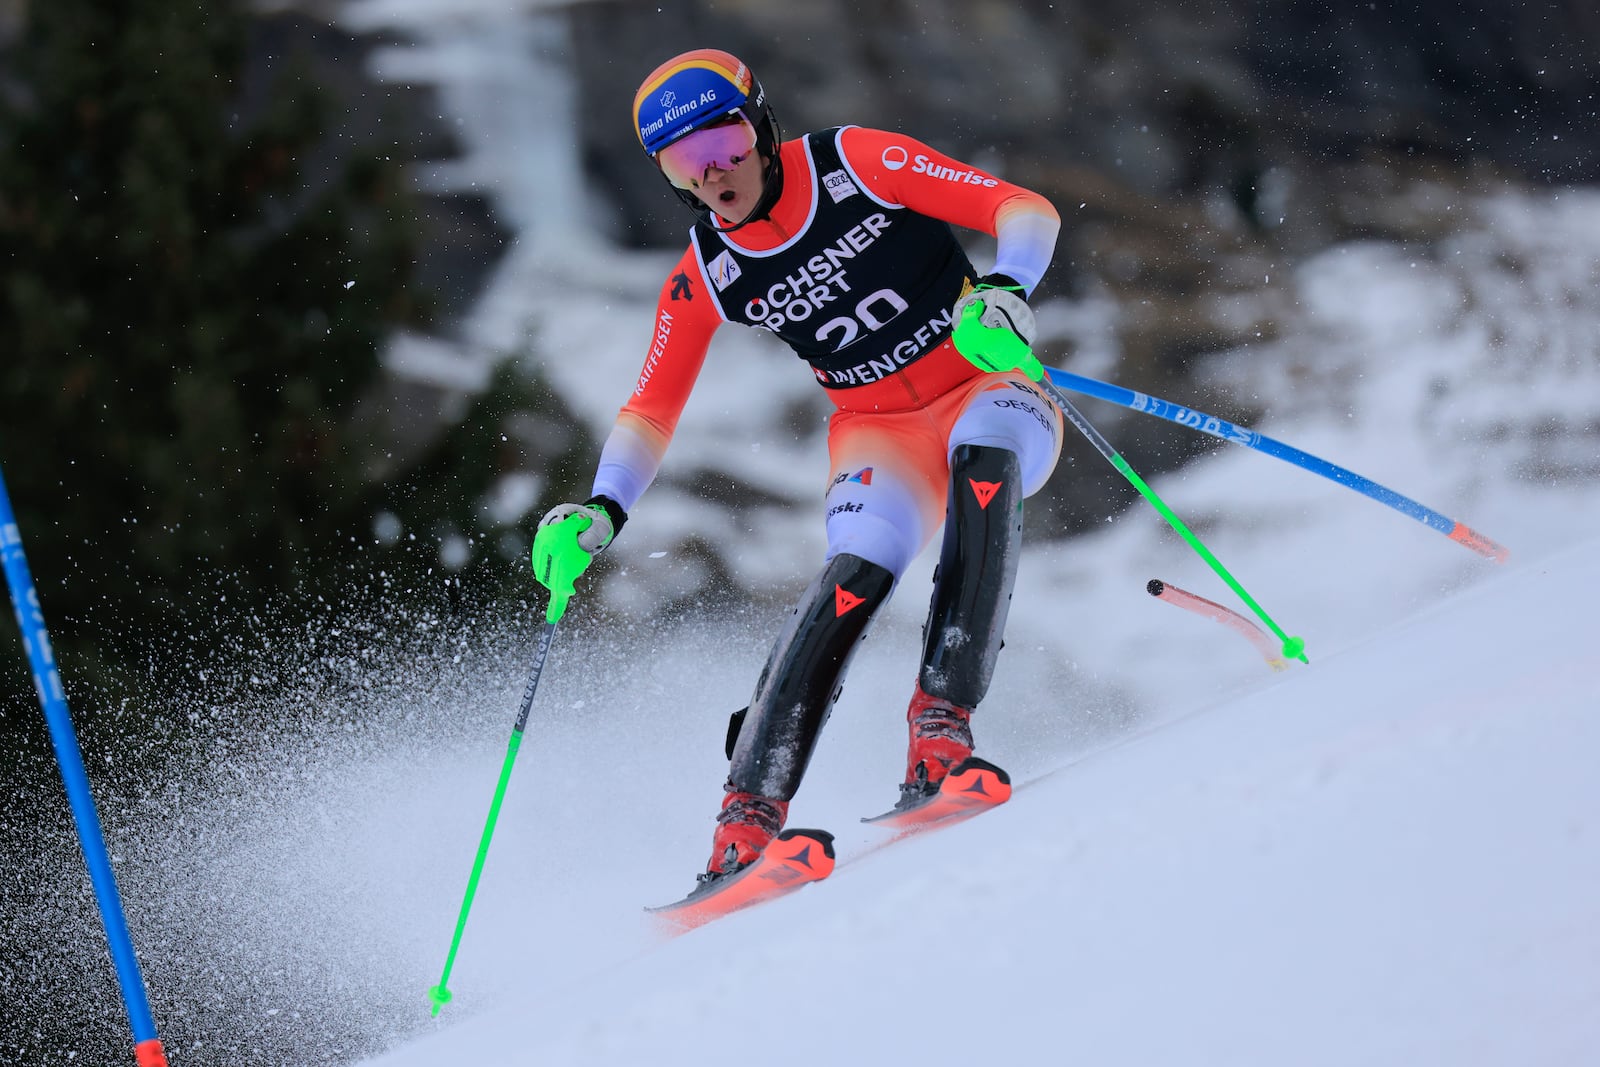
[0,467,171,1067]
[1042,366,1510,563]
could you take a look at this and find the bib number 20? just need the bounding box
[815,288,909,351]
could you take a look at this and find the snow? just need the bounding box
[356,539,1600,1066]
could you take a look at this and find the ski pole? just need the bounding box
[428,603,561,1017]
[1035,376,1309,664]
[1042,366,1509,563]
[0,468,171,1067]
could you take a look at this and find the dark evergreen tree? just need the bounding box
[0,1,428,697]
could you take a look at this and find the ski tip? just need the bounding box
[773,827,836,859]
[647,827,836,931]
[864,757,1012,827]
[950,755,1010,784]
[766,828,837,880]
[947,757,1013,804]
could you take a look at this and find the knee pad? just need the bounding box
[727,552,895,799]
[919,444,1024,708]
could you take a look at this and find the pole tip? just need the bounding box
[428,983,452,1016]
[135,1040,170,1067]
[1282,635,1308,663]
[1448,523,1511,563]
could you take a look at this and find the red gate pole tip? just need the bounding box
[135,1040,170,1067]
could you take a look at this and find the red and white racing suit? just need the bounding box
[592,125,1064,580]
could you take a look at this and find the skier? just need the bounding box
[532,48,1064,885]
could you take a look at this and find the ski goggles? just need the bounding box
[655,113,758,190]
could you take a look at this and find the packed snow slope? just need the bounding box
[362,537,1600,1067]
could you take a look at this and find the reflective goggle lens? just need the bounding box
[656,115,757,190]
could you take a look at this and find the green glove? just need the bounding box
[950,275,1044,382]
[530,500,619,623]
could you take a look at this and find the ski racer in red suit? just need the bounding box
[532,49,1063,885]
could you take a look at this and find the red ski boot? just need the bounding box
[902,683,974,801]
[703,790,790,882]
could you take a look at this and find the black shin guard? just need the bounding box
[919,444,1024,708]
[727,553,894,800]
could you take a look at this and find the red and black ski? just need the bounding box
[650,761,1008,930]
[648,828,835,933]
[862,756,1012,831]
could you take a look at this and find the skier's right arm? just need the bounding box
[531,248,720,618]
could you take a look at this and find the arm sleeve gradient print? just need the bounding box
[836,126,1059,294]
[590,248,721,511]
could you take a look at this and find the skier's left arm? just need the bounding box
[838,125,1059,294]
[839,126,1058,378]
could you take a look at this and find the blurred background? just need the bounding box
[3,1,1598,1063]
[5,0,1598,693]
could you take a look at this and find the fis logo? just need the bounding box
[707,250,742,291]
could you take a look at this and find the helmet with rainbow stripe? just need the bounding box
[634,49,773,155]
[632,49,782,219]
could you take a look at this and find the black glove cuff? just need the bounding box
[584,494,629,538]
[977,272,1027,299]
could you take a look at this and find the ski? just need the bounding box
[863,756,1012,830]
[648,828,835,933]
